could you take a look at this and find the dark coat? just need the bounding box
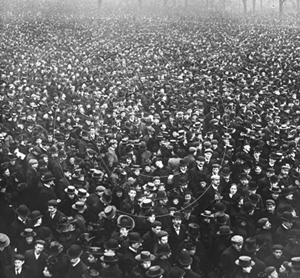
[220,245,241,278]
[4,265,31,278]
[165,225,187,255]
[43,210,65,240]
[65,260,87,278]
[24,249,48,278]
[38,186,57,215]
[183,268,202,278]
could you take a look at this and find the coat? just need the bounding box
[65,260,87,278]
[4,265,31,278]
[220,245,241,278]
[24,250,48,278]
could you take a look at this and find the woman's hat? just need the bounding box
[0,234,10,248]
[235,256,255,267]
[44,241,63,255]
[135,251,156,262]
[100,250,119,263]
[117,215,135,230]
[67,244,83,259]
[146,266,164,277]
[178,249,193,266]
[15,204,30,218]
[21,228,37,238]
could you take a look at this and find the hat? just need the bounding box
[146,266,164,277]
[200,210,214,218]
[103,205,117,219]
[28,159,38,165]
[244,237,257,253]
[235,256,255,267]
[128,232,144,243]
[217,225,233,236]
[14,254,25,261]
[0,234,10,248]
[48,199,60,207]
[72,201,87,211]
[288,257,300,269]
[21,228,37,238]
[242,202,255,213]
[215,212,228,226]
[86,247,103,256]
[82,269,100,278]
[100,250,119,263]
[178,249,193,266]
[45,241,63,255]
[67,244,83,259]
[15,204,30,218]
[281,211,295,222]
[186,223,200,238]
[95,186,106,192]
[257,218,269,228]
[231,235,244,244]
[272,244,283,251]
[35,239,45,246]
[167,267,185,278]
[265,199,275,205]
[41,172,55,182]
[76,188,89,198]
[213,202,226,213]
[155,190,167,200]
[65,186,78,195]
[117,215,135,230]
[103,238,120,250]
[29,210,43,221]
[135,251,156,262]
[157,230,168,239]
[151,221,162,228]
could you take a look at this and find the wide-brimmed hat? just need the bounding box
[100,250,119,263]
[82,269,100,278]
[65,186,78,195]
[15,205,30,218]
[41,172,55,182]
[21,228,37,238]
[216,225,233,236]
[135,251,156,262]
[0,234,10,248]
[146,266,164,277]
[178,249,193,266]
[103,205,117,219]
[288,257,300,269]
[72,201,87,211]
[86,246,103,256]
[235,256,255,267]
[117,215,135,230]
[200,210,214,218]
[67,244,83,259]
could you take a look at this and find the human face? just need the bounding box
[160,236,168,245]
[120,227,129,237]
[263,221,272,230]
[230,184,237,195]
[35,243,44,254]
[152,226,161,234]
[48,206,56,214]
[141,261,151,269]
[26,237,34,244]
[129,190,136,200]
[273,250,283,259]
[14,260,24,269]
[88,254,97,263]
[232,242,243,252]
[269,270,278,278]
[266,204,275,213]
[70,257,80,264]
[212,177,220,186]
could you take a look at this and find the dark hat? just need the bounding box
[72,201,87,211]
[103,205,117,219]
[146,266,164,277]
[82,269,100,278]
[242,202,255,213]
[264,266,277,276]
[154,243,171,256]
[220,167,231,176]
[270,186,281,194]
[45,241,63,255]
[128,232,144,243]
[172,211,183,219]
[281,211,295,222]
[14,254,25,261]
[179,159,188,167]
[272,244,283,251]
[155,190,167,200]
[67,244,82,259]
[29,210,43,221]
[288,257,300,269]
[117,215,135,230]
[178,249,193,266]
[135,251,156,262]
[21,228,37,238]
[265,199,276,205]
[157,230,169,239]
[244,237,257,253]
[103,238,120,250]
[15,205,30,218]
[213,202,226,213]
[151,221,162,228]
[216,225,233,236]
[86,247,103,256]
[248,181,258,190]
[41,172,55,182]
[35,239,46,245]
[187,223,200,238]
[215,212,227,225]
[167,267,185,278]
[235,256,255,267]
[0,233,10,248]
[100,250,119,263]
[48,199,60,207]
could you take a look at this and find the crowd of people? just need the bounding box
[1,1,300,278]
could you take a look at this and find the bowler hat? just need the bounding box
[15,204,30,218]
[235,256,255,267]
[103,239,120,250]
[41,172,55,182]
[242,202,255,213]
[29,210,43,221]
[146,266,164,277]
[178,249,193,266]
[128,232,144,243]
[281,211,295,222]
[67,244,83,259]
[215,212,228,225]
[155,190,167,200]
[167,267,185,278]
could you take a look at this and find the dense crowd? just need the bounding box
[1,2,300,278]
